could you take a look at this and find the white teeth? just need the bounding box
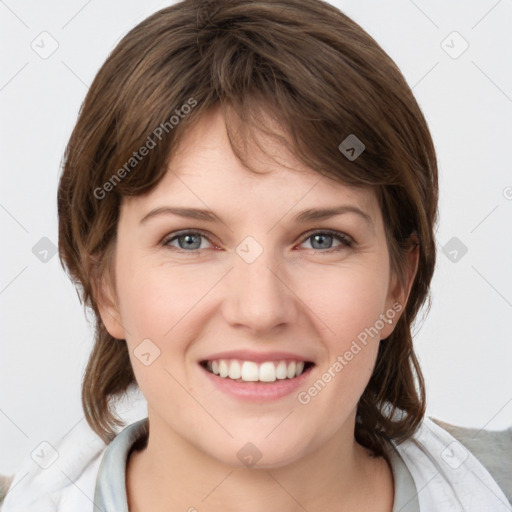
[259,362,277,382]
[286,361,296,379]
[207,359,309,382]
[241,361,259,381]
[276,361,287,380]
[219,360,229,378]
[228,360,241,379]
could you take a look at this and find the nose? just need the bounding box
[221,245,298,334]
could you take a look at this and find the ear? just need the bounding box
[89,255,126,340]
[380,235,420,339]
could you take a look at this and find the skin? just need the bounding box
[98,106,418,511]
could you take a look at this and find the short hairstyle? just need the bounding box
[57,0,438,457]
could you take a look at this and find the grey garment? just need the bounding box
[387,442,421,512]
[93,418,419,511]
[431,418,512,505]
[93,418,149,511]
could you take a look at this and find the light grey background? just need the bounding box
[1,0,511,476]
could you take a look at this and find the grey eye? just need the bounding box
[163,231,213,251]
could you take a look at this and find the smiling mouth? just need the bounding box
[200,359,315,383]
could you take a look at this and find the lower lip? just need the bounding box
[199,364,314,402]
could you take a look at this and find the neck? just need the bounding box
[126,413,393,512]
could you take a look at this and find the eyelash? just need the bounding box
[160,229,354,254]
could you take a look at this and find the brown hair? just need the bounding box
[58,0,438,456]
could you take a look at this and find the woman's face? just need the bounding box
[99,107,413,468]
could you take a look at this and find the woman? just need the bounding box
[3,0,509,510]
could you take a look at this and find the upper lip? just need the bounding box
[200,350,315,364]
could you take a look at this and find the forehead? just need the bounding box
[122,107,380,224]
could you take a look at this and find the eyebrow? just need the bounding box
[140,205,374,229]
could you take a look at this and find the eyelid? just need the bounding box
[160,227,355,253]
[160,228,217,250]
[300,228,354,246]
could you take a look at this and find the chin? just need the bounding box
[199,431,317,470]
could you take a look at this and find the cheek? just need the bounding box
[295,264,388,412]
[114,260,219,387]
[302,261,390,346]
[115,257,212,341]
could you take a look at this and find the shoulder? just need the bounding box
[1,419,108,511]
[430,416,512,503]
[393,416,512,511]
[2,385,148,511]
